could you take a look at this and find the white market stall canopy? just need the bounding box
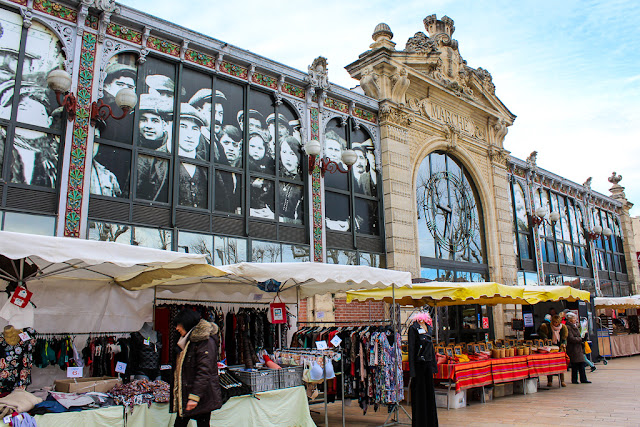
[594,295,640,309]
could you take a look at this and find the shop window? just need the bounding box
[132,227,172,250]
[511,182,530,260]
[326,249,357,265]
[359,252,382,267]
[251,240,310,263]
[282,244,310,262]
[1,211,55,236]
[87,221,132,244]
[213,236,247,265]
[0,9,66,214]
[177,231,214,264]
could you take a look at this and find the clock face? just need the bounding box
[419,170,478,259]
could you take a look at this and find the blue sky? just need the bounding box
[121,0,640,214]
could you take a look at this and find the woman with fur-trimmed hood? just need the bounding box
[171,310,222,427]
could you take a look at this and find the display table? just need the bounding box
[435,360,493,392]
[491,355,529,384]
[527,352,567,377]
[29,387,314,427]
[609,334,640,357]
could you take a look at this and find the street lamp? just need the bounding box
[304,139,358,176]
[47,69,138,128]
[529,207,560,227]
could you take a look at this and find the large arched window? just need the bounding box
[416,152,487,280]
[0,8,66,235]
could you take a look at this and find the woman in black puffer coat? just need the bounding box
[171,310,222,427]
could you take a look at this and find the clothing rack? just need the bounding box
[34,331,136,336]
[297,320,391,325]
[154,297,274,306]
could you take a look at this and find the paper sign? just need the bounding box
[143,339,150,346]
[482,317,489,329]
[330,335,342,347]
[19,332,31,342]
[160,365,172,370]
[10,286,32,308]
[315,341,328,350]
[524,313,534,328]
[3,416,11,424]
[67,367,83,378]
[316,311,325,319]
[418,328,426,334]
[115,362,127,374]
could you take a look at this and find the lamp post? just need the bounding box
[46,69,138,128]
[303,139,358,176]
[529,207,560,228]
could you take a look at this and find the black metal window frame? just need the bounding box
[592,208,627,281]
[0,6,66,215]
[88,53,309,250]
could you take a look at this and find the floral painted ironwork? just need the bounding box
[324,97,348,113]
[185,49,215,69]
[34,0,78,23]
[220,61,247,79]
[106,23,142,44]
[252,72,277,89]
[147,36,180,57]
[64,32,97,237]
[353,107,377,123]
[7,0,27,5]
[84,14,99,30]
[310,107,322,262]
[282,82,305,99]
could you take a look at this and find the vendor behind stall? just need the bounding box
[171,310,222,427]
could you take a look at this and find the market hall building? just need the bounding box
[0,0,637,343]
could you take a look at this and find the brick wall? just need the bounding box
[334,298,385,322]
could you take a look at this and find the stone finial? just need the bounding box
[370,23,396,50]
[526,151,538,169]
[423,14,455,37]
[608,171,623,185]
[582,177,592,189]
[305,56,330,91]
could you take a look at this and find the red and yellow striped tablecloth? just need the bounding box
[491,355,530,384]
[527,352,568,377]
[435,360,493,392]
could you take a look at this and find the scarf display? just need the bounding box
[551,323,562,344]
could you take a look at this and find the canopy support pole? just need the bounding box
[434,305,439,344]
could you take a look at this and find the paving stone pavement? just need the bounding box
[310,355,640,426]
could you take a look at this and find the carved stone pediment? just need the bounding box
[379,103,412,127]
[405,32,437,54]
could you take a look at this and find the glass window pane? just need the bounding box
[214,170,241,214]
[249,178,275,219]
[132,226,171,250]
[87,221,131,244]
[420,268,438,280]
[524,271,539,286]
[323,119,348,190]
[517,271,525,286]
[325,192,350,232]
[456,271,471,282]
[0,125,4,177]
[556,241,565,264]
[11,128,59,188]
[470,272,485,282]
[91,143,130,198]
[136,154,169,202]
[213,236,247,265]
[178,162,207,208]
[177,103,208,161]
[248,131,274,174]
[0,10,23,121]
[16,22,64,133]
[138,94,172,151]
[282,244,310,262]
[518,234,530,259]
[279,136,302,180]
[564,243,574,265]
[3,212,54,236]
[359,252,381,267]
[214,79,243,167]
[326,249,357,265]
[182,68,212,159]
[546,240,556,262]
[251,240,281,262]
[437,270,453,282]
[178,231,213,264]
[354,199,378,235]
[99,53,138,142]
[352,129,377,196]
[248,90,274,167]
[279,182,303,224]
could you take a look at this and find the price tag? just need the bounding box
[330,335,342,347]
[316,311,325,319]
[67,367,83,378]
[315,341,328,350]
[115,362,127,374]
[143,339,150,346]
[418,328,426,334]
[3,415,11,424]
[19,331,31,342]
[160,365,172,370]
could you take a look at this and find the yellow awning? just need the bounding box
[346,282,591,307]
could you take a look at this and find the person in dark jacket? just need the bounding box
[408,312,438,427]
[566,311,591,384]
[171,310,222,427]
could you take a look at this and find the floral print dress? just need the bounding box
[0,327,36,392]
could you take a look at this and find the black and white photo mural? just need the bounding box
[0,9,65,189]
